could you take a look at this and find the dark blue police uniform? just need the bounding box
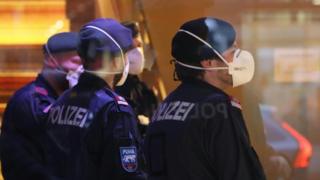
[0,32,79,180]
[45,72,145,180]
[145,78,266,180]
[0,74,59,180]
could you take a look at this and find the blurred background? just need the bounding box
[0,0,320,179]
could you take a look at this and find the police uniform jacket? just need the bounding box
[0,74,59,180]
[46,72,145,180]
[145,78,266,180]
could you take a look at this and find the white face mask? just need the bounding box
[127,47,145,75]
[44,44,84,88]
[175,29,255,87]
[83,25,130,87]
[228,49,254,87]
[66,65,84,88]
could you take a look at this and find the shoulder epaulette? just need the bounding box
[230,96,242,110]
[34,86,48,96]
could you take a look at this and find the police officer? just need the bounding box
[0,32,81,180]
[45,18,145,180]
[144,17,266,180]
[115,21,158,137]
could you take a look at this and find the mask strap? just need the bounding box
[84,25,129,86]
[174,59,228,71]
[44,44,58,66]
[44,43,68,74]
[178,29,230,66]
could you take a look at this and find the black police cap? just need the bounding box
[77,18,133,61]
[44,32,79,54]
[171,17,236,64]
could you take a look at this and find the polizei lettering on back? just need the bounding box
[153,101,195,122]
[49,105,89,128]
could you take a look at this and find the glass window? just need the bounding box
[1,1,320,179]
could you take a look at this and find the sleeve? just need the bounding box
[98,102,146,180]
[0,95,58,180]
[203,100,261,180]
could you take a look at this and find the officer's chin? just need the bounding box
[219,75,233,88]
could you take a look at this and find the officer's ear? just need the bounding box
[200,59,217,68]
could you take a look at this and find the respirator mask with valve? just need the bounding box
[174,29,255,87]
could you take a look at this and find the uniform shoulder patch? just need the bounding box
[34,86,48,96]
[115,95,129,106]
[102,88,129,106]
[120,146,138,172]
[230,96,242,110]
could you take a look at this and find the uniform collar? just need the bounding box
[35,74,59,99]
[77,72,111,90]
[181,78,229,97]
